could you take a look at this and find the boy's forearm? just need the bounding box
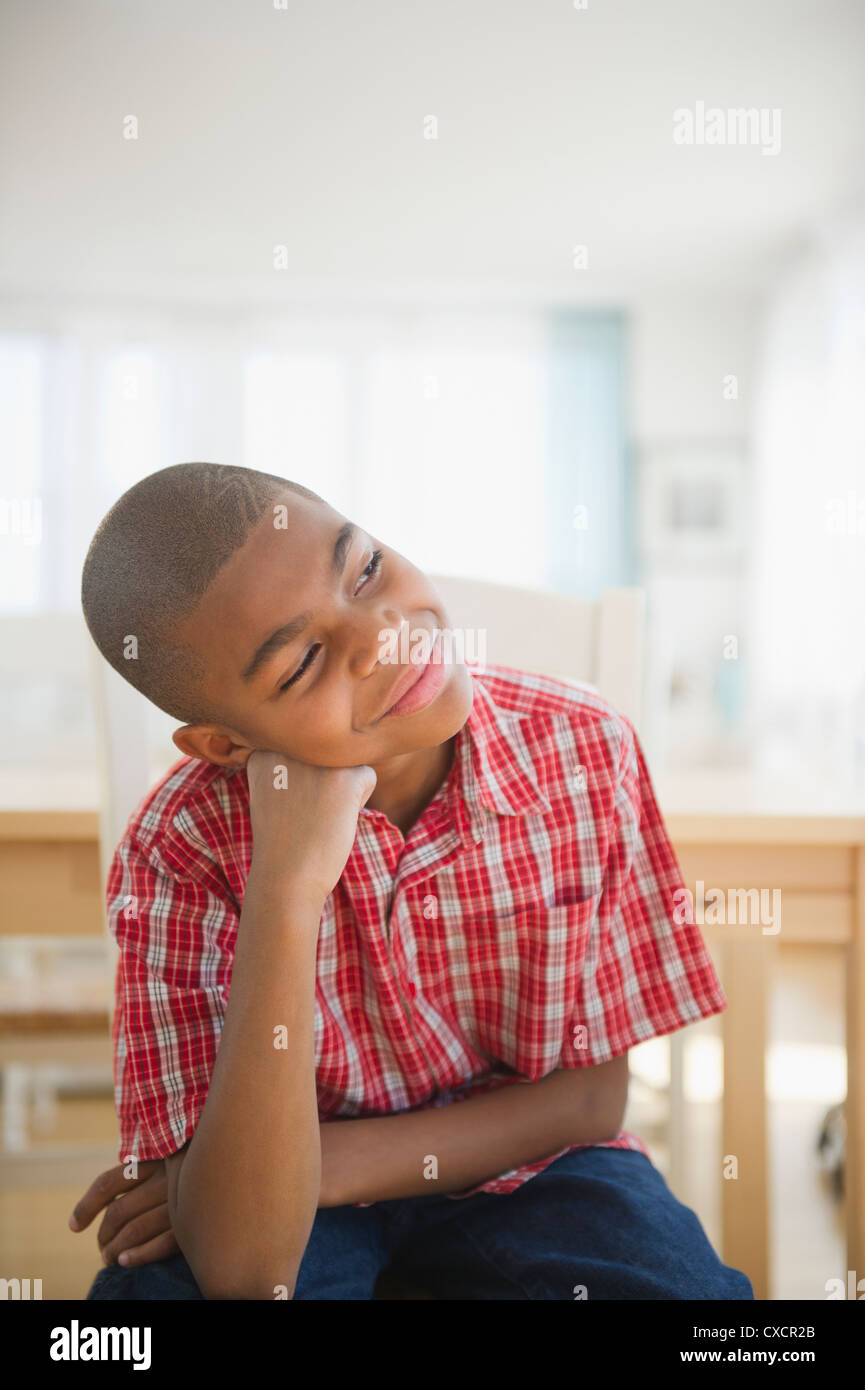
[171,863,325,1300]
[319,1055,629,1206]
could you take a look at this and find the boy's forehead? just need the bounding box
[176,491,346,648]
[243,491,347,576]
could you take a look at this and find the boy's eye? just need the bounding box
[278,643,320,693]
[356,548,383,591]
[277,548,384,695]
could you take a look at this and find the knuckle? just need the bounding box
[100,1209,122,1242]
[123,1218,144,1246]
[93,1168,116,1196]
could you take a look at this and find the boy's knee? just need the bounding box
[713,1265,755,1301]
[87,1264,142,1300]
[86,1253,204,1301]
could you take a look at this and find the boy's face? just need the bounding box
[170,490,474,770]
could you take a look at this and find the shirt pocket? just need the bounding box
[457,894,603,1081]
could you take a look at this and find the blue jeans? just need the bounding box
[86,1147,754,1301]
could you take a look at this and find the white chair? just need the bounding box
[427,575,685,1192]
[0,612,169,1183]
[89,579,649,846]
[86,579,689,1201]
[0,613,115,1184]
[3,589,688,1201]
[83,576,702,1300]
[87,647,155,1002]
[427,576,645,728]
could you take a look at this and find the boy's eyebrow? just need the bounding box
[240,520,358,684]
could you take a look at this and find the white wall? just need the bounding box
[627,295,761,771]
[630,296,760,445]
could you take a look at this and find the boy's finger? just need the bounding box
[68,1160,161,1231]
[114,1229,180,1270]
[96,1171,167,1249]
[101,1205,174,1267]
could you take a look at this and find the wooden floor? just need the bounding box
[0,946,847,1300]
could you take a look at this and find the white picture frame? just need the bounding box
[637,438,748,567]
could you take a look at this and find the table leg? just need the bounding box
[720,929,772,1301]
[848,851,865,1285]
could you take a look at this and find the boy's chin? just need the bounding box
[404,667,474,746]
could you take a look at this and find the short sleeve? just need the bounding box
[562,715,727,1066]
[108,832,236,1162]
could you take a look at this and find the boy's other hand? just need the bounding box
[68,1160,178,1268]
[246,749,377,902]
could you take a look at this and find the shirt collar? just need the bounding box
[455,667,553,841]
[355,665,553,851]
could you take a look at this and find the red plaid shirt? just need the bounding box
[109,662,726,1199]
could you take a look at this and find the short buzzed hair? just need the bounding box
[81,462,322,726]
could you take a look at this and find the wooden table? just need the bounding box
[2,771,863,1300]
[664,806,865,1302]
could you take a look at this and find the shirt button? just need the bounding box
[406,981,417,998]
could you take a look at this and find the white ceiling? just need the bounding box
[1,0,864,308]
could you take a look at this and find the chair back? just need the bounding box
[428,576,645,727]
[89,580,646,1015]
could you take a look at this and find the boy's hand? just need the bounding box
[68,1160,178,1268]
[245,749,377,902]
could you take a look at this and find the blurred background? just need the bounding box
[1,0,864,1301]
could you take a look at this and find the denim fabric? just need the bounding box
[86,1147,754,1301]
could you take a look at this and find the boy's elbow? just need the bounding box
[198,1263,300,1302]
[593,1053,630,1140]
[173,1208,303,1300]
[168,1139,309,1299]
[176,1219,304,1300]
[597,1113,626,1143]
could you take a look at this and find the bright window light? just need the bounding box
[362,349,547,583]
[635,1035,847,1105]
[99,350,160,492]
[243,354,348,508]
[0,335,42,611]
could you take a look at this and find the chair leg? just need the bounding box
[668,1032,686,1199]
[31,1067,60,1135]
[2,1064,32,1152]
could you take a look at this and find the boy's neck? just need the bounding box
[365,735,457,838]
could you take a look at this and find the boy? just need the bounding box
[72,461,752,1300]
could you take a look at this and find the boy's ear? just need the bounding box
[171,725,253,768]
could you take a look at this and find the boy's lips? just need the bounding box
[377,630,445,720]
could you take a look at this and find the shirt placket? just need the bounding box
[357,797,473,1107]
